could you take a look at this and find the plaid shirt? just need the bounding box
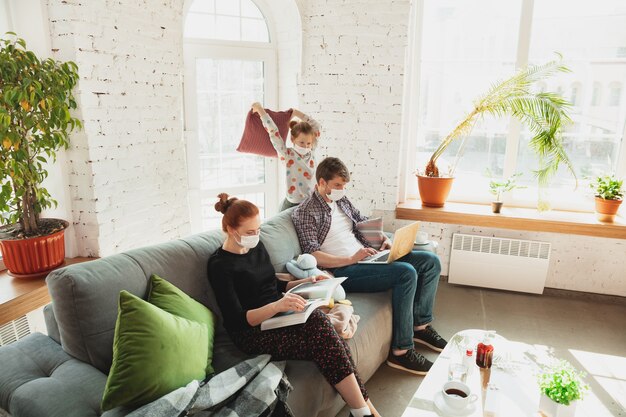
[292,189,371,254]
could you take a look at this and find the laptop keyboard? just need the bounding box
[364,252,390,262]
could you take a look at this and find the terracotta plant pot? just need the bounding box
[491,201,503,214]
[416,175,454,208]
[0,219,69,278]
[594,197,622,223]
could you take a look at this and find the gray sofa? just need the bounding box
[0,208,392,417]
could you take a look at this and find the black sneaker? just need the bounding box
[386,348,433,375]
[414,325,448,352]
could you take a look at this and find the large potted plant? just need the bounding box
[417,58,576,207]
[590,174,623,223]
[538,360,589,417]
[0,34,81,278]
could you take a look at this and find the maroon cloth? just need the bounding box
[237,108,294,157]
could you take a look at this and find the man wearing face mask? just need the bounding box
[292,157,447,376]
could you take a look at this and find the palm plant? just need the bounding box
[424,57,576,186]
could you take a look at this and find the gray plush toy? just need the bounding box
[286,254,346,301]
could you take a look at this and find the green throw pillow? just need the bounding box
[101,291,208,411]
[147,274,217,374]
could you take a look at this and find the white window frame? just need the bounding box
[183,2,280,231]
[400,0,626,212]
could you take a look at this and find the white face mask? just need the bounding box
[293,144,311,155]
[327,188,345,202]
[235,231,260,249]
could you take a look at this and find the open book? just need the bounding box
[260,277,347,331]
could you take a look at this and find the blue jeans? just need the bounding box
[333,251,441,350]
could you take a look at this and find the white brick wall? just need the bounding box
[375,211,626,297]
[38,0,623,296]
[46,0,190,257]
[296,0,411,214]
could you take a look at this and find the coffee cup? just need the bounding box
[442,381,478,410]
[415,231,429,244]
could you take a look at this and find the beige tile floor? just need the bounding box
[339,281,626,417]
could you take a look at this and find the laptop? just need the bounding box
[358,222,420,264]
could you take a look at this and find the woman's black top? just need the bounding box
[207,242,287,332]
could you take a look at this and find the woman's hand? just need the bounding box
[251,102,264,114]
[306,274,330,284]
[273,293,307,313]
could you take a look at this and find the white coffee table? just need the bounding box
[401,329,545,417]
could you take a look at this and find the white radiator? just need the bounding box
[448,233,551,294]
[0,315,31,346]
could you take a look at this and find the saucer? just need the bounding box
[433,391,477,416]
[414,242,430,246]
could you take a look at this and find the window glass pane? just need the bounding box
[215,16,240,41]
[215,0,240,16]
[202,192,265,230]
[518,0,626,202]
[189,0,214,13]
[195,58,265,190]
[416,0,521,200]
[184,13,215,38]
[241,0,263,19]
[242,18,269,42]
[185,0,269,42]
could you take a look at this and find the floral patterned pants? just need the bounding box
[230,308,368,400]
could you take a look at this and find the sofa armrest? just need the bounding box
[43,304,61,344]
[0,333,107,417]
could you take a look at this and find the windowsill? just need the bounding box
[0,257,94,326]
[396,200,626,239]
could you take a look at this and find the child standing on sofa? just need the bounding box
[251,102,321,211]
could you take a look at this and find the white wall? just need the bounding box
[296,0,411,214]
[45,0,191,256]
[375,211,626,297]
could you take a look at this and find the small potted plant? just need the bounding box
[590,174,623,223]
[0,34,81,277]
[538,360,589,417]
[489,173,525,213]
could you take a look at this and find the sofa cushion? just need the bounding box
[46,254,149,373]
[102,291,208,411]
[0,333,109,417]
[148,274,217,374]
[46,233,226,374]
[260,207,302,272]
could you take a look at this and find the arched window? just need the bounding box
[183,0,279,231]
[185,0,269,42]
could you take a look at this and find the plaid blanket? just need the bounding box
[127,355,293,417]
